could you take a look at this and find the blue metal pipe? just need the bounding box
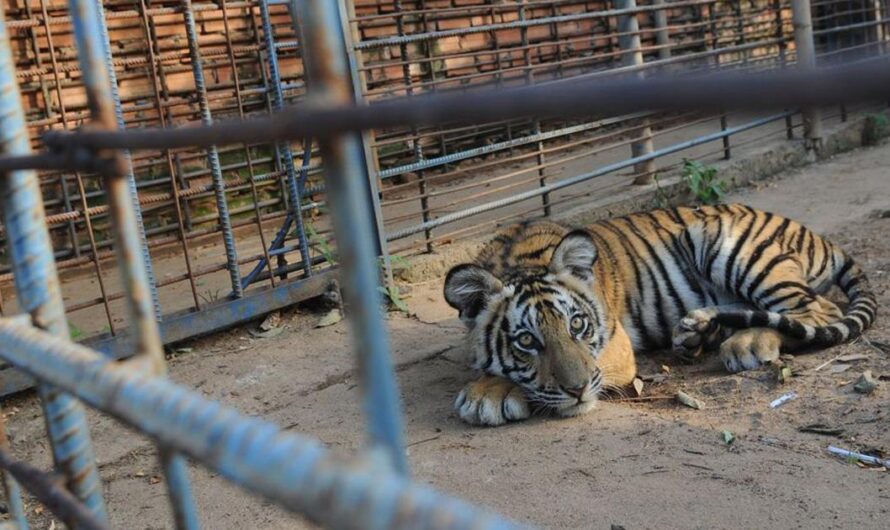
[257,0,312,278]
[93,0,161,320]
[0,319,529,530]
[290,0,407,475]
[0,4,107,524]
[160,448,201,530]
[182,0,244,299]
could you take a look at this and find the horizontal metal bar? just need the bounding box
[0,271,336,397]
[32,60,890,156]
[378,111,652,179]
[353,0,713,49]
[385,111,794,240]
[0,319,529,530]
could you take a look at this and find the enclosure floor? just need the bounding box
[4,141,890,529]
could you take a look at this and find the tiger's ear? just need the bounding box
[550,230,597,281]
[444,264,504,322]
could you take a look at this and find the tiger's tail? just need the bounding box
[709,254,878,347]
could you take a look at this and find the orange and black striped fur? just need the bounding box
[443,204,877,426]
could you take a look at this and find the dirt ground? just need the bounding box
[4,142,890,529]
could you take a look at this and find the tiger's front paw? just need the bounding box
[454,376,530,427]
[672,309,718,362]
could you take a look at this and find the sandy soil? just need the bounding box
[3,142,890,529]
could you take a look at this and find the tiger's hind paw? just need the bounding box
[672,309,719,362]
[719,328,782,373]
[455,376,530,427]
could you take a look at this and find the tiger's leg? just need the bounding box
[455,375,530,427]
[719,295,843,372]
[672,303,747,362]
[717,250,843,372]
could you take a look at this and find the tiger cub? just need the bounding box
[443,204,876,426]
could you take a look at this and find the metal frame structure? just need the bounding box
[0,0,886,527]
[0,0,883,395]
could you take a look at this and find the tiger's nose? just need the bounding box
[563,384,587,399]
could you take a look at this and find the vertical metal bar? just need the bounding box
[733,0,749,67]
[67,1,199,527]
[791,0,824,153]
[0,5,107,524]
[137,0,201,311]
[247,9,291,214]
[720,114,731,159]
[0,410,27,530]
[182,0,244,298]
[258,0,312,277]
[220,0,278,287]
[93,0,162,320]
[518,0,550,217]
[174,155,194,232]
[329,0,394,286]
[40,0,116,334]
[57,174,81,258]
[158,448,200,530]
[654,0,672,61]
[23,0,79,260]
[290,0,407,474]
[393,0,433,252]
[616,0,655,184]
[773,0,795,139]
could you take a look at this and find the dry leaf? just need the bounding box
[640,373,668,384]
[149,476,161,485]
[837,354,870,363]
[798,423,844,436]
[632,378,644,397]
[661,365,672,374]
[676,391,705,410]
[248,327,284,339]
[315,309,343,328]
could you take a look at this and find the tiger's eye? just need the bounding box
[570,315,585,332]
[516,332,535,348]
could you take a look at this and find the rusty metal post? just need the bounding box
[67,1,199,527]
[654,0,672,61]
[290,0,407,474]
[791,0,823,154]
[318,0,394,286]
[616,0,656,184]
[0,5,107,524]
[93,0,162,320]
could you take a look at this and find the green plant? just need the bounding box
[198,289,222,305]
[681,159,725,205]
[68,321,84,341]
[863,113,889,146]
[652,173,670,209]
[377,284,410,314]
[305,223,336,265]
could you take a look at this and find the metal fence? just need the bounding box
[0,0,887,527]
[0,0,886,381]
